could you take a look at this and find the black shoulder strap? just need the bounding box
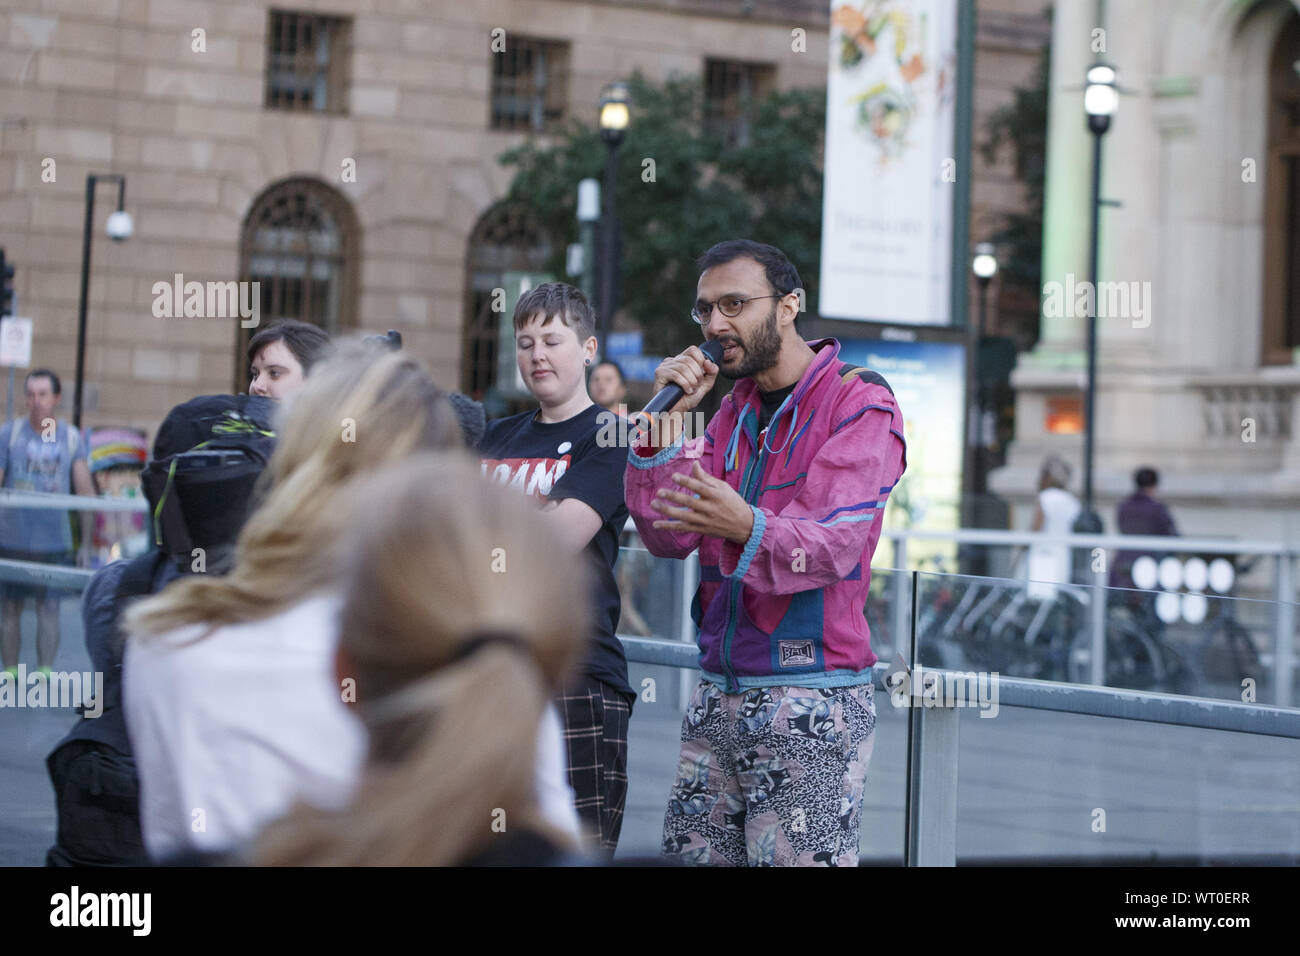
[115,551,165,601]
[836,362,895,396]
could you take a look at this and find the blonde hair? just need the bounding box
[253,455,590,866]
[125,341,461,637]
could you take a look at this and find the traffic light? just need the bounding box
[0,248,13,317]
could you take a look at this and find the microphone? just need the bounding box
[640,338,725,419]
[630,338,724,439]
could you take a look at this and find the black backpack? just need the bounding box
[139,395,276,568]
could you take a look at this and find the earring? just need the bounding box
[585,358,591,365]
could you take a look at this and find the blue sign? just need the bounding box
[619,355,665,382]
[605,332,643,357]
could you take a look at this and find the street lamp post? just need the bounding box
[576,178,600,307]
[597,82,630,355]
[74,173,132,429]
[1074,63,1118,537]
[971,242,998,484]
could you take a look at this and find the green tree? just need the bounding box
[498,72,826,357]
[980,17,1050,351]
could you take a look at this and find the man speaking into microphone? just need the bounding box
[625,240,906,867]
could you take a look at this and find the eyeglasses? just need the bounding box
[691,293,787,325]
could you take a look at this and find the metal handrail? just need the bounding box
[617,637,1300,738]
[0,489,148,513]
[882,525,1299,556]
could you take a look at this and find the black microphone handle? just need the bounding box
[631,338,725,445]
[640,338,725,417]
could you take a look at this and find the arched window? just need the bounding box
[236,177,359,389]
[461,203,552,414]
[1263,11,1300,363]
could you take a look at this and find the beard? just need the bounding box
[718,304,782,380]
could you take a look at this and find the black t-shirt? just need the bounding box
[758,383,796,431]
[478,404,633,704]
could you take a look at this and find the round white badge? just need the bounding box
[557,441,572,454]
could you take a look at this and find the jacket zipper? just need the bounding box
[719,412,779,692]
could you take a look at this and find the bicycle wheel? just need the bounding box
[1108,626,1167,690]
[1225,622,1263,687]
[1068,623,1167,690]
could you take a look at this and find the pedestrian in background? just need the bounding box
[1111,466,1179,590]
[1022,455,1082,602]
[1110,467,1180,633]
[589,358,629,417]
[0,369,94,680]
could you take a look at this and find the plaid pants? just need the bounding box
[662,679,876,866]
[556,676,630,858]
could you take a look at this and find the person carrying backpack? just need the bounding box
[44,394,276,867]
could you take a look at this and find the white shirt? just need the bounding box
[535,705,583,843]
[124,593,580,860]
[1026,487,1082,601]
[124,593,366,860]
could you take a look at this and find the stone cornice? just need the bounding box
[547,0,829,27]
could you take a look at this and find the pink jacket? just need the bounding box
[625,338,907,692]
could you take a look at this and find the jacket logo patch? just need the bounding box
[778,640,816,667]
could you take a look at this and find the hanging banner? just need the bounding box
[819,0,959,324]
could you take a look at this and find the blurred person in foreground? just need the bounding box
[252,455,591,866]
[246,318,333,402]
[1,369,94,679]
[624,240,907,866]
[46,393,276,866]
[123,343,578,861]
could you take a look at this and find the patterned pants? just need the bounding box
[556,676,631,859]
[662,680,876,866]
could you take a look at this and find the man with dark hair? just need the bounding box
[477,281,634,857]
[1111,466,1179,591]
[625,239,907,866]
[247,319,333,401]
[1,369,94,679]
